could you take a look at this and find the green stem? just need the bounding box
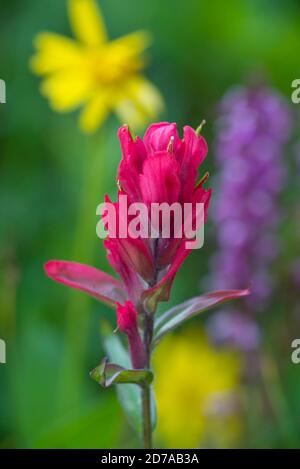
[142,384,152,449]
[144,314,154,366]
[142,311,154,449]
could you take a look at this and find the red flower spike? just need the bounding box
[44,122,249,369]
[45,123,213,311]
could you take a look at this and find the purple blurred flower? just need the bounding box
[209,84,291,306]
[207,84,291,349]
[207,311,261,351]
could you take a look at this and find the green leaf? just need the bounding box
[90,358,153,388]
[100,321,157,434]
[154,288,250,345]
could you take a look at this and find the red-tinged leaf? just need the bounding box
[153,288,250,345]
[44,260,127,306]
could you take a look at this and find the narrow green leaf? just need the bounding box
[90,358,153,388]
[154,288,250,345]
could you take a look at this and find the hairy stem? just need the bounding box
[144,313,154,367]
[142,384,152,449]
[141,238,158,449]
[142,311,154,448]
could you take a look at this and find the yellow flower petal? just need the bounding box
[114,77,164,129]
[108,31,151,60]
[68,0,107,46]
[40,69,93,112]
[79,92,109,133]
[97,32,151,80]
[30,33,84,75]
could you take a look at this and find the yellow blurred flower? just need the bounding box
[30,0,163,133]
[153,327,242,448]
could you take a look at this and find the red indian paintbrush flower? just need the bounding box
[46,122,211,306]
[45,121,249,448]
[45,122,248,373]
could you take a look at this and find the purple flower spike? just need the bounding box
[208,84,291,311]
[206,84,291,352]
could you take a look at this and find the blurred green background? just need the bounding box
[1,0,300,449]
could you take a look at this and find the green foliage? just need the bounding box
[1,0,300,449]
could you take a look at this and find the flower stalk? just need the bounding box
[141,309,154,447]
[142,383,153,449]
